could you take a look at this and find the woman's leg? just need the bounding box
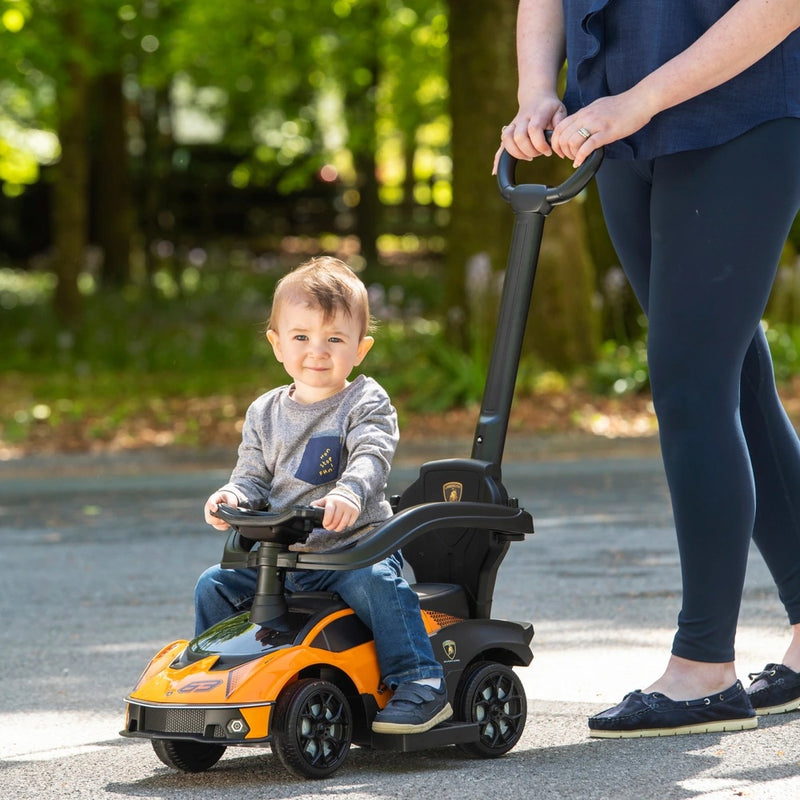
[597,119,800,697]
[741,327,800,669]
[597,156,741,697]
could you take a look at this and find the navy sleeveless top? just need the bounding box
[561,0,800,159]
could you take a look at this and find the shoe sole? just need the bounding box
[753,697,800,716]
[371,703,453,735]
[589,716,757,739]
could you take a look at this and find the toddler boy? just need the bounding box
[194,256,451,734]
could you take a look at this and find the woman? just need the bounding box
[497,0,800,737]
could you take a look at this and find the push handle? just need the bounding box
[474,132,604,469]
[497,134,604,206]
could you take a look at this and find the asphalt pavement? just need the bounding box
[1,433,799,799]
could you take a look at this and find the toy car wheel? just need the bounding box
[151,738,226,772]
[271,678,353,779]
[455,661,527,758]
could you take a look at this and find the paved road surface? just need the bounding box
[1,437,798,799]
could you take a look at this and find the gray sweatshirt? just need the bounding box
[220,374,399,551]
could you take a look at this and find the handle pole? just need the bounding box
[471,144,604,469]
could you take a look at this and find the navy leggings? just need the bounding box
[596,118,800,662]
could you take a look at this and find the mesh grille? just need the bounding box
[426,610,463,628]
[144,706,206,734]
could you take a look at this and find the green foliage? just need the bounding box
[368,318,488,412]
[763,321,800,383]
[0,263,284,376]
[0,259,636,451]
[0,0,449,197]
[1,0,798,439]
[5,263,800,451]
[586,339,650,395]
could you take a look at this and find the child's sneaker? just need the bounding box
[372,682,453,734]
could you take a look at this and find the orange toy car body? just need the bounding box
[122,479,535,779]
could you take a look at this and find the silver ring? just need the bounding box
[577,127,592,139]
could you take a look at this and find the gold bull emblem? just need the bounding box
[443,481,463,502]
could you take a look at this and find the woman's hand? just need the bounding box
[492,94,567,174]
[551,90,656,165]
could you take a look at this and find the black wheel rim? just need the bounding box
[472,672,525,749]
[295,688,350,769]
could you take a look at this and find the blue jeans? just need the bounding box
[194,553,443,689]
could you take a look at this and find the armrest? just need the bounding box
[295,501,533,571]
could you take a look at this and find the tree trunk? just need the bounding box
[345,54,380,280]
[447,0,600,369]
[138,85,173,285]
[509,153,598,369]
[354,146,380,279]
[446,0,516,351]
[52,8,90,326]
[91,70,133,287]
[336,0,381,281]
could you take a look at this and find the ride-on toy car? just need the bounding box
[120,144,604,779]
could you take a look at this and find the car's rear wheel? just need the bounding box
[455,662,527,758]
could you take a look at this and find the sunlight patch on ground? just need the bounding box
[517,622,788,705]
[678,776,800,800]
[0,711,120,762]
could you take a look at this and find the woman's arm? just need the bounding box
[495,0,567,168]
[556,0,800,163]
[516,0,566,106]
[637,0,800,121]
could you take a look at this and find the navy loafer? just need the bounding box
[747,663,800,715]
[589,680,757,738]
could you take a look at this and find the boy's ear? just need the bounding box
[266,329,283,361]
[354,335,374,365]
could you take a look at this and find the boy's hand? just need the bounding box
[204,490,240,530]
[312,493,360,532]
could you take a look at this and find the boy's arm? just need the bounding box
[327,386,398,514]
[201,398,275,532]
[291,384,399,552]
[203,489,242,530]
[224,399,274,506]
[311,492,361,532]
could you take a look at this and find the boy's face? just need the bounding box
[266,300,374,404]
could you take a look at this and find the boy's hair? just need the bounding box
[268,256,372,338]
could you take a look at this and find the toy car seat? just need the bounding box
[393,457,524,621]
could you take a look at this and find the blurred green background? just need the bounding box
[2,0,800,455]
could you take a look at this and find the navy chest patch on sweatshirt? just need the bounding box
[295,434,342,486]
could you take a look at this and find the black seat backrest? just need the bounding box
[394,459,517,620]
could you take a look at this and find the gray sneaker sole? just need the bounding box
[371,702,454,735]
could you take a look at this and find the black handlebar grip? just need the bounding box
[497,132,604,206]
